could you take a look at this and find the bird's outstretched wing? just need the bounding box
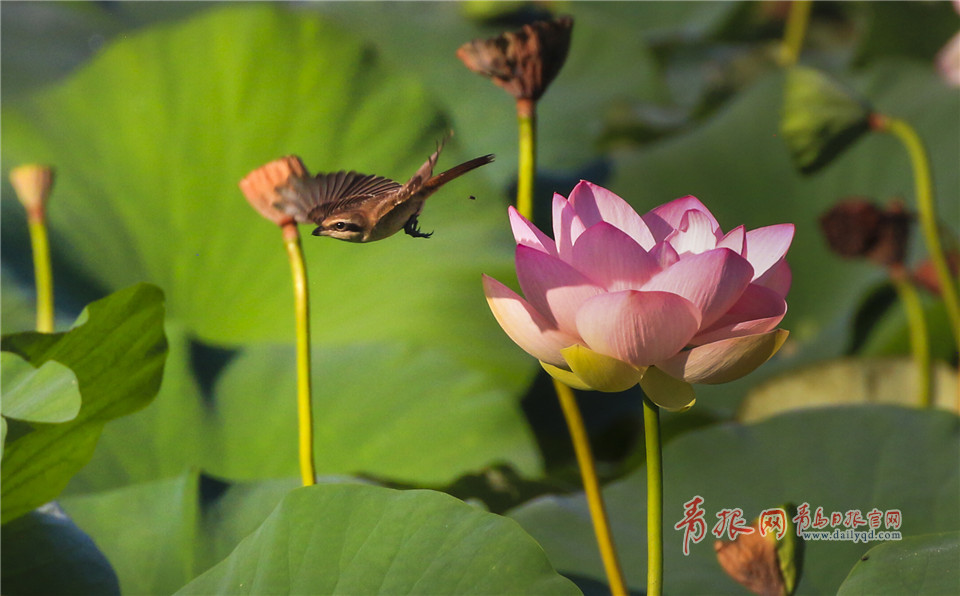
[397,136,448,203]
[274,170,401,224]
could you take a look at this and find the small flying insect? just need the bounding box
[274,139,494,243]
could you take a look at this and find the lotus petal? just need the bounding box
[666,209,721,255]
[642,195,720,242]
[691,284,787,345]
[745,224,795,280]
[482,275,577,367]
[561,344,647,392]
[515,245,604,336]
[650,241,680,269]
[640,366,696,412]
[540,360,593,391]
[717,225,746,255]
[657,329,789,384]
[552,193,586,262]
[576,290,701,367]
[641,248,754,329]
[570,222,660,291]
[754,258,792,297]
[508,206,556,256]
[567,180,656,249]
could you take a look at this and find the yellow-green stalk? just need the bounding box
[239,156,318,487]
[779,0,812,67]
[554,380,628,596]
[890,269,932,407]
[642,396,663,596]
[10,164,55,333]
[516,99,537,221]
[873,114,960,353]
[283,223,317,486]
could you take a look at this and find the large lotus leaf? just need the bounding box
[606,61,959,411]
[509,406,959,594]
[837,531,960,595]
[60,472,200,596]
[195,476,303,573]
[0,503,120,596]
[0,283,166,524]
[0,351,80,424]
[178,483,581,595]
[63,322,207,494]
[203,341,541,484]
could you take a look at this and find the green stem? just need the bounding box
[891,271,932,408]
[643,396,663,596]
[517,95,626,593]
[516,98,537,222]
[28,216,54,333]
[553,379,628,596]
[779,0,812,67]
[283,224,317,487]
[876,115,960,352]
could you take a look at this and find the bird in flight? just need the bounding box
[274,139,494,243]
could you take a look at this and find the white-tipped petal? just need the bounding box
[666,210,721,255]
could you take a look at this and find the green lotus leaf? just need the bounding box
[1,351,80,424]
[0,283,166,524]
[837,531,960,595]
[177,484,581,595]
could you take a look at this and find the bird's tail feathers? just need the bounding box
[424,154,495,192]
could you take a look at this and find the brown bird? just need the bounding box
[273,139,494,243]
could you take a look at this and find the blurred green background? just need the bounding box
[2,2,958,594]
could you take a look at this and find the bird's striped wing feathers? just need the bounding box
[275,170,401,224]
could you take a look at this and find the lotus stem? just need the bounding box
[779,0,812,67]
[643,396,663,596]
[516,94,626,594]
[28,217,55,333]
[553,379,628,596]
[283,223,317,486]
[890,269,932,408]
[873,114,960,353]
[516,98,537,222]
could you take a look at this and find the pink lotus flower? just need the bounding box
[483,181,793,410]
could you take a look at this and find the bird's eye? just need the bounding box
[334,222,347,230]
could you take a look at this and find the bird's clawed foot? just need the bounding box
[404,215,433,238]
